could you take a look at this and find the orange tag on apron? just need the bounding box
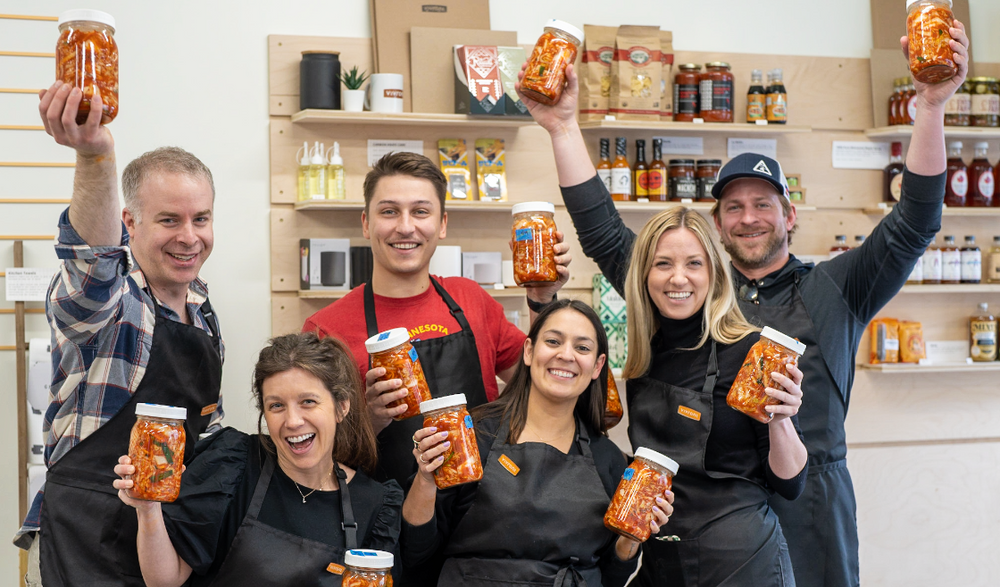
[498,454,520,476]
[326,563,345,575]
[200,403,218,417]
[677,405,702,421]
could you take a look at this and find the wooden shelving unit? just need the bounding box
[290,109,535,128]
[294,199,516,212]
[858,362,1000,373]
[611,200,816,212]
[863,203,1000,217]
[299,287,527,300]
[864,125,1000,140]
[579,119,811,134]
[899,284,1000,294]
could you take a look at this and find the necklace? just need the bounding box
[292,467,335,504]
[525,420,573,445]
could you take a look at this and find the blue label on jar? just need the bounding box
[377,332,390,341]
[465,414,473,428]
[515,228,534,242]
[623,468,634,481]
[408,347,418,362]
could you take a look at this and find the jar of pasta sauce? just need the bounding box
[604,447,679,543]
[128,403,186,502]
[420,394,483,489]
[944,80,971,126]
[365,328,432,421]
[56,9,118,125]
[511,202,558,286]
[906,0,957,84]
[727,327,806,423]
[672,64,701,122]
[605,369,623,429]
[342,549,394,587]
[695,159,722,202]
[520,19,583,106]
[698,62,733,123]
[668,159,696,201]
[970,77,1000,127]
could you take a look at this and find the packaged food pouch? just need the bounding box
[439,139,472,200]
[899,321,926,363]
[869,318,900,364]
[578,25,618,120]
[659,30,674,120]
[609,25,661,121]
[475,138,507,201]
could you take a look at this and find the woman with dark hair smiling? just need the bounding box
[401,299,673,587]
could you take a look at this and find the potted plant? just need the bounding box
[340,66,369,112]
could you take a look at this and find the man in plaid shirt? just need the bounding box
[17,82,225,586]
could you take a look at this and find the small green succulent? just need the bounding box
[340,66,369,90]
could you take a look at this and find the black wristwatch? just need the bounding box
[526,292,557,313]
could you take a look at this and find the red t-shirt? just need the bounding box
[302,276,525,401]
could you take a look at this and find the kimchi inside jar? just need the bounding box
[128,403,186,502]
[727,327,806,424]
[420,394,483,489]
[604,447,678,542]
[365,328,432,421]
[906,0,957,84]
[511,202,558,286]
[343,549,394,587]
[520,19,583,106]
[56,9,119,125]
[605,369,623,429]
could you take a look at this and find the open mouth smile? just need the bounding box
[286,432,316,454]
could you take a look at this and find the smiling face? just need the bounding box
[714,178,795,275]
[262,367,349,481]
[646,227,711,321]
[523,308,606,404]
[362,175,447,280]
[123,171,214,295]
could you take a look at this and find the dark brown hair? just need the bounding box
[252,332,378,475]
[472,299,609,443]
[362,151,447,216]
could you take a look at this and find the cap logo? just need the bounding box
[753,160,772,176]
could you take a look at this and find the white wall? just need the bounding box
[1,0,997,582]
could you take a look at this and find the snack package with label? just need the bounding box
[454,45,505,115]
[439,139,472,200]
[475,138,507,201]
[496,46,531,117]
[609,25,662,121]
[869,318,900,364]
[899,321,926,363]
[578,25,618,121]
[658,30,674,120]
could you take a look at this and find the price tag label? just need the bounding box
[5,268,55,302]
[368,140,424,166]
[832,141,890,169]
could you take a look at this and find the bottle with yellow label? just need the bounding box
[747,69,766,123]
[970,302,998,362]
[633,139,649,201]
[766,68,787,124]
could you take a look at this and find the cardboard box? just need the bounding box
[370,0,491,112]
[454,45,506,116]
[299,239,351,291]
[497,46,531,117]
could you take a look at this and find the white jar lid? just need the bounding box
[544,19,584,45]
[634,447,679,475]
[344,549,394,569]
[419,393,468,414]
[135,403,187,421]
[906,0,952,9]
[58,9,116,30]
[760,327,807,356]
[364,327,411,354]
[511,201,555,216]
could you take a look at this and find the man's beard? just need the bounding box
[721,229,785,271]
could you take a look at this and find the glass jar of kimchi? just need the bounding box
[128,403,186,502]
[365,328,432,421]
[520,19,583,106]
[604,447,678,543]
[56,9,118,125]
[343,549,394,587]
[420,394,483,489]
[511,202,558,286]
[605,369,623,429]
[906,0,957,84]
[727,327,806,423]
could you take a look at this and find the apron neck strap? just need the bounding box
[701,340,719,395]
[247,444,276,520]
[363,276,472,339]
[334,462,358,549]
[495,415,593,458]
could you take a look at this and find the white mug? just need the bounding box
[365,73,404,113]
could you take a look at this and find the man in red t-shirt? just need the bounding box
[303,151,568,488]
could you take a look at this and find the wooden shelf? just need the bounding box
[899,284,1000,294]
[865,125,1000,140]
[293,199,516,212]
[579,119,811,134]
[858,362,1000,373]
[290,109,535,128]
[297,287,528,300]
[863,203,1000,217]
[612,200,816,212]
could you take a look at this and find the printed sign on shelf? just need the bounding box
[367,140,424,167]
[832,141,891,169]
[5,268,55,302]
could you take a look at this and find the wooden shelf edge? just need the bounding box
[858,362,1000,373]
[899,284,1000,293]
[290,109,536,127]
[578,120,812,134]
[865,125,1000,140]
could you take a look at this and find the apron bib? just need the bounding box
[40,299,222,586]
[439,418,612,587]
[627,341,794,587]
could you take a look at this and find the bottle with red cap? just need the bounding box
[884,142,905,203]
[969,142,995,207]
[944,142,967,207]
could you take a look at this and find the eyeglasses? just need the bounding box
[738,282,759,304]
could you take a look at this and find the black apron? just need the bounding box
[39,298,222,586]
[204,445,359,586]
[627,341,794,587]
[741,277,859,587]
[439,418,613,587]
[363,277,489,488]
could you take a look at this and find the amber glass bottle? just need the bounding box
[648,139,668,202]
[610,137,631,201]
[633,139,649,200]
[596,138,612,194]
[944,142,968,207]
[968,142,994,207]
[884,142,905,203]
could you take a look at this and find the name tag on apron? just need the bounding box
[498,454,520,476]
[200,403,218,417]
[326,563,345,575]
[677,405,701,421]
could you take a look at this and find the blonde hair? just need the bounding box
[622,207,757,379]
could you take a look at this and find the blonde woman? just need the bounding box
[519,67,808,586]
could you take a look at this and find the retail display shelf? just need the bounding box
[294,199,519,212]
[899,284,1000,294]
[290,109,536,128]
[863,204,1000,216]
[612,201,816,212]
[578,119,811,134]
[864,126,1000,140]
[298,287,528,300]
[858,362,1000,373]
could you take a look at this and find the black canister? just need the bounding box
[300,51,341,110]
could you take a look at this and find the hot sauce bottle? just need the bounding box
[747,69,766,123]
[945,141,967,207]
[968,142,995,207]
[610,137,632,201]
[648,139,668,202]
[884,141,905,203]
[941,235,961,284]
[633,139,649,201]
[596,138,612,194]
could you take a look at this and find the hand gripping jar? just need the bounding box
[605,370,623,429]
[906,0,957,84]
[520,19,583,106]
[727,327,806,423]
[365,328,432,421]
[604,447,679,542]
[420,393,483,489]
[342,549,394,587]
[56,9,118,125]
[128,403,186,502]
[511,202,558,286]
